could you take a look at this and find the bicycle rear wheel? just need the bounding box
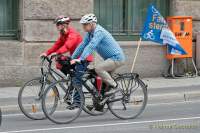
[42,79,84,124]
[18,77,58,120]
[108,73,148,119]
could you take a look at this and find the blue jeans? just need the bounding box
[71,62,89,103]
[72,62,89,89]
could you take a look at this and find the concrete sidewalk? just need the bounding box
[143,77,200,103]
[1,76,200,114]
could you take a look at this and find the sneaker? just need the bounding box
[86,104,104,112]
[65,88,81,106]
[66,98,81,110]
[86,98,105,112]
[66,104,77,110]
[94,104,104,112]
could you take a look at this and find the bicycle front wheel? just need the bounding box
[108,73,148,119]
[42,79,84,124]
[18,77,56,120]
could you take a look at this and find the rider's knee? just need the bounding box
[95,67,103,74]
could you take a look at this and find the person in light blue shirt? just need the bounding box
[71,23,125,62]
[71,14,125,104]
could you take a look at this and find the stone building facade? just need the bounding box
[0,0,200,86]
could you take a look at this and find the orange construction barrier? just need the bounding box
[166,16,193,59]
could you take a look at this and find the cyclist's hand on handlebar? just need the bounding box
[51,52,57,57]
[70,59,81,65]
[40,53,47,58]
[50,53,60,59]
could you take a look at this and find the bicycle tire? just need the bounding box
[42,79,84,124]
[18,77,58,120]
[108,73,148,119]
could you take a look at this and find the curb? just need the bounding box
[148,91,200,104]
[2,90,200,115]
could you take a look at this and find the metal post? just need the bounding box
[192,58,198,77]
[171,59,175,78]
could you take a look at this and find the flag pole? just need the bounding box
[131,38,142,73]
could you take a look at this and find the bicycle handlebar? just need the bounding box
[40,54,62,64]
[40,54,89,73]
[40,55,59,74]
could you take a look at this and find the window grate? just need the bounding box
[94,0,169,41]
[0,0,19,39]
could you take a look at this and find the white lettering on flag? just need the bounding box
[160,28,179,46]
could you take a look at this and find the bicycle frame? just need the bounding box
[79,69,123,105]
[81,72,143,105]
[37,56,70,100]
[40,57,138,106]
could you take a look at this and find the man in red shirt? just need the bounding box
[40,16,93,108]
[40,16,93,62]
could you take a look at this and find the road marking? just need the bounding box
[1,116,200,133]
[3,100,200,117]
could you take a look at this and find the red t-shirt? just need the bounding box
[45,26,93,62]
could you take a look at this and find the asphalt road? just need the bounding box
[0,101,200,133]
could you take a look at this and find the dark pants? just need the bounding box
[72,62,89,89]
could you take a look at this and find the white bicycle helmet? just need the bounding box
[80,13,97,24]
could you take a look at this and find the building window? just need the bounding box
[94,0,169,41]
[0,0,19,40]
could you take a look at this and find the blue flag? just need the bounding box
[141,4,187,55]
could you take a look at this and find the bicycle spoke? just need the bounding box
[42,80,83,124]
[18,77,49,120]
